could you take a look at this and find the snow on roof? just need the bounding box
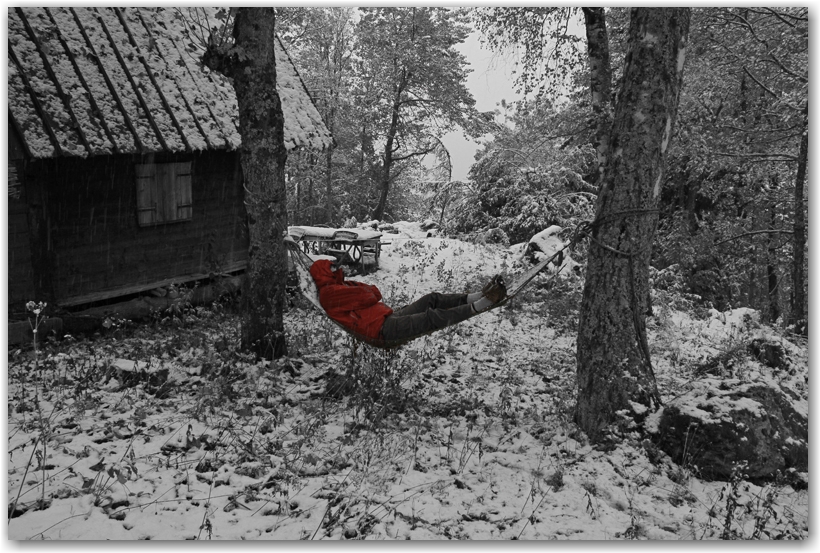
[7,7,332,159]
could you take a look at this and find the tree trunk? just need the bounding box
[767,199,780,323]
[295,180,301,224]
[359,121,375,218]
[685,173,700,235]
[575,8,690,442]
[373,65,409,222]
[322,91,337,225]
[308,170,315,225]
[582,7,613,187]
[204,8,289,359]
[373,99,401,221]
[325,140,334,225]
[790,110,808,334]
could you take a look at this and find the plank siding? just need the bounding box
[8,197,37,310]
[25,151,248,305]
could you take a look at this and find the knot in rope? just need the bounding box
[572,208,660,258]
[571,208,661,378]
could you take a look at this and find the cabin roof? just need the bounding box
[7,7,332,159]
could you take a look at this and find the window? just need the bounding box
[135,161,192,226]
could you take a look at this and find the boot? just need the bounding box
[472,275,507,313]
[482,275,507,303]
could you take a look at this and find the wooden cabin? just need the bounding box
[7,7,332,314]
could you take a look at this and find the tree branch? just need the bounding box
[392,145,438,162]
[715,229,793,247]
[711,150,797,162]
[761,7,808,25]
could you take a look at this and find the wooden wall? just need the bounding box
[8,129,36,313]
[8,196,36,312]
[18,150,248,306]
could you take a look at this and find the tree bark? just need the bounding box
[308,167,315,225]
[358,121,375,218]
[295,179,301,223]
[790,109,808,334]
[576,8,691,442]
[767,198,780,323]
[582,7,613,187]
[204,8,289,359]
[325,137,334,225]
[373,75,406,221]
[322,72,337,226]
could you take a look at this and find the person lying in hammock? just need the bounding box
[309,259,507,344]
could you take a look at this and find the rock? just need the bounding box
[748,339,789,371]
[525,226,580,275]
[481,228,509,247]
[420,219,439,231]
[528,225,564,255]
[648,379,807,481]
[695,337,799,379]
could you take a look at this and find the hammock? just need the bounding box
[285,235,567,349]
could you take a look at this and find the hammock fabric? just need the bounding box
[285,236,567,349]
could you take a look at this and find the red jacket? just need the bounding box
[309,259,393,340]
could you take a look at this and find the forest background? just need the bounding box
[273,6,808,332]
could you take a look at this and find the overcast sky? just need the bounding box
[441,31,521,182]
[442,13,585,182]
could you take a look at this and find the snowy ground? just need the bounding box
[7,222,808,540]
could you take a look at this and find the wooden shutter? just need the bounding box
[173,162,193,221]
[136,161,192,225]
[135,164,157,226]
[154,163,176,222]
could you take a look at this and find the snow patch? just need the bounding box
[642,31,660,45]
[629,400,648,415]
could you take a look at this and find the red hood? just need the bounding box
[309,259,343,289]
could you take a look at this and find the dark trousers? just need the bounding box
[381,293,473,342]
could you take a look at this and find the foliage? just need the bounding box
[354,7,478,220]
[654,8,808,323]
[472,8,586,101]
[447,101,596,244]
[171,7,808,329]
[279,7,357,226]
[280,7,478,224]
[468,7,807,329]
